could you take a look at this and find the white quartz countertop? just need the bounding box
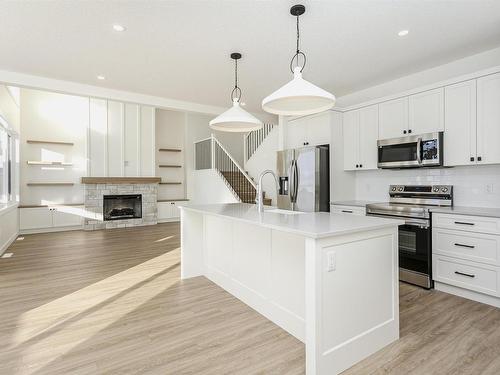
[181,203,403,239]
[430,206,500,218]
[331,200,382,207]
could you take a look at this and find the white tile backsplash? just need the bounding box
[355,164,500,207]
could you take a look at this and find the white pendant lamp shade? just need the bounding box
[262,67,335,116]
[262,4,335,116]
[210,52,263,132]
[209,99,262,132]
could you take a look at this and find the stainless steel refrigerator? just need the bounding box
[276,145,330,212]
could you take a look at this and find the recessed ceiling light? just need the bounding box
[113,24,126,32]
[398,30,409,37]
[97,75,105,80]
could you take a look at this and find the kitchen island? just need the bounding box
[180,203,403,375]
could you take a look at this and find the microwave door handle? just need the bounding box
[416,137,422,164]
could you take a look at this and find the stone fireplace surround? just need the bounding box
[81,177,160,231]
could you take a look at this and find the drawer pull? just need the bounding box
[454,243,475,249]
[341,210,353,213]
[454,271,475,278]
[454,221,475,226]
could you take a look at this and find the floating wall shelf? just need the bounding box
[27,182,75,186]
[159,182,183,185]
[159,148,182,152]
[157,198,189,202]
[27,140,74,146]
[158,165,182,168]
[27,161,73,166]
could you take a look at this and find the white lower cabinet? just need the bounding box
[158,201,181,221]
[330,204,366,216]
[433,213,500,307]
[20,206,84,232]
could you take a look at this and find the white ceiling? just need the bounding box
[1,0,500,113]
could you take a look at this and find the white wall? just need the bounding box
[20,88,88,205]
[0,85,20,133]
[191,169,239,204]
[185,112,247,202]
[244,126,279,205]
[337,46,500,109]
[355,165,500,208]
[0,206,18,255]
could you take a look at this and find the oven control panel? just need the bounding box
[389,185,453,196]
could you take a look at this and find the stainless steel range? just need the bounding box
[366,185,453,289]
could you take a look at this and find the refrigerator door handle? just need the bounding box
[288,160,294,202]
[290,159,299,203]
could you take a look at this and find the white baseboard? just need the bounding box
[435,281,500,308]
[158,217,180,223]
[0,231,19,256]
[20,225,83,235]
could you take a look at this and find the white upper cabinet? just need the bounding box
[378,97,409,139]
[343,105,378,171]
[409,88,444,135]
[444,80,477,167]
[287,112,331,149]
[343,111,359,171]
[358,105,379,170]
[477,73,500,165]
[124,104,140,176]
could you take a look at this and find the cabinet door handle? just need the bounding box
[359,164,363,168]
[454,243,475,249]
[355,164,359,168]
[403,130,407,134]
[477,156,482,162]
[408,129,412,134]
[470,157,475,162]
[341,210,353,213]
[454,221,475,226]
[454,271,475,278]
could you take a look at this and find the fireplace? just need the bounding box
[103,194,142,221]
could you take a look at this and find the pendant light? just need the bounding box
[210,53,262,132]
[262,4,335,116]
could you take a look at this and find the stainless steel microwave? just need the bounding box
[377,132,443,169]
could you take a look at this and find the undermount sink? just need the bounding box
[264,208,304,215]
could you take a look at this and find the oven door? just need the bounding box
[367,213,432,288]
[398,222,432,289]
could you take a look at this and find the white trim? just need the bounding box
[339,65,500,112]
[20,225,83,235]
[0,202,18,217]
[435,281,500,308]
[0,69,228,115]
[0,230,18,256]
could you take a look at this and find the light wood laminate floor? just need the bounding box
[1,223,499,374]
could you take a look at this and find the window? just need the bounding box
[0,116,18,204]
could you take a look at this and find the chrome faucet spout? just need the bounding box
[256,170,278,212]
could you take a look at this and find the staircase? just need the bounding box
[195,135,272,206]
[221,171,272,205]
[245,123,276,161]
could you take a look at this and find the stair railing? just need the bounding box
[194,135,257,203]
[245,123,276,161]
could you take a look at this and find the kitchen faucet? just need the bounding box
[256,170,278,212]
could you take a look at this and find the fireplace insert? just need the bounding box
[103,194,142,221]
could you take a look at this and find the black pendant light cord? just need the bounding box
[231,56,242,102]
[290,10,306,74]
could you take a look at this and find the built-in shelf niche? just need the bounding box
[27,161,73,166]
[27,140,74,146]
[158,148,182,152]
[27,182,75,186]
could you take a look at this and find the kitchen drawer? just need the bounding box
[433,228,500,266]
[330,205,366,216]
[432,213,500,235]
[433,255,499,297]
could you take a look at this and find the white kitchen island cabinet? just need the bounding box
[180,203,402,375]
